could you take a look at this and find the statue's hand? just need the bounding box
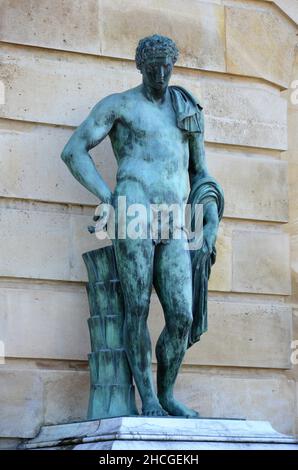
[201,202,219,254]
[88,201,111,234]
[203,220,218,254]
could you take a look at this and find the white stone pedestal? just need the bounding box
[20,417,298,450]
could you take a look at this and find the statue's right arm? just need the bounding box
[61,95,118,203]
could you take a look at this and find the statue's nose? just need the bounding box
[157,68,165,82]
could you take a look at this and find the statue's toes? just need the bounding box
[142,406,168,417]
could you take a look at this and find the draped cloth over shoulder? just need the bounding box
[169,85,202,133]
[187,176,224,347]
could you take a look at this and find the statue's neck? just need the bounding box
[142,83,168,104]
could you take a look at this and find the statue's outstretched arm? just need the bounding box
[61,95,118,203]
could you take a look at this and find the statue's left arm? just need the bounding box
[186,106,224,346]
[188,110,219,254]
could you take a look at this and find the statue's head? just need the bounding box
[135,34,179,91]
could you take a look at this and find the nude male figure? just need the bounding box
[61,35,219,418]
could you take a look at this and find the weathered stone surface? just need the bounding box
[0,45,287,149]
[0,0,226,72]
[0,282,292,369]
[43,370,89,425]
[0,0,101,55]
[283,46,298,437]
[2,0,295,90]
[208,147,289,222]
[0,367,89,437]
[198,75,287,149]
[0,285,90,360]
[208,223,232,292]
[288,107,298,153]
[226,2,297,88]
[232,230,291,295]
[39,439,298,450]
[173,371,295,436]
[0,207,106,282]
[283,56,298,312]
[99,0,226,71]
[0,439,21,450]
[0,369,43,438]
[273,0,298,25]
[0,367,295,437]
[296,382,298,436]
[22,416,298,450]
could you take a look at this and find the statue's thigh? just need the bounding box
[113,237,154,304]
[153,238,192,315]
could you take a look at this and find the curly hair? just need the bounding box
[135,34,179,70]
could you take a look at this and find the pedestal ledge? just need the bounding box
[19,417,298,450]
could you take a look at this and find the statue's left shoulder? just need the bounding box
[169,85,203,110]
[169,85,203,133]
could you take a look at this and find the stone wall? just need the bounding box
[0,0,297,448]
[282,37,298,436]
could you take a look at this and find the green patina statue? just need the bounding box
[61,35,224,419]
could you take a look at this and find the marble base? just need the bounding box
[20,417,298,450]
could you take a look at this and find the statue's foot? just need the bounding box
[158,395,199,418]
[142,399,168,417]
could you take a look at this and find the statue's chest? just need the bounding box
[125,101,181,140]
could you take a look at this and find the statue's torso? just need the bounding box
[109,86,190,206]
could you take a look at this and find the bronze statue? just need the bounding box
[61,35,224,418]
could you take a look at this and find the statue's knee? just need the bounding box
[182,312,193,332]
[172,310,192,337]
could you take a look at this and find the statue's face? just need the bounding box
[142,55,174,91]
